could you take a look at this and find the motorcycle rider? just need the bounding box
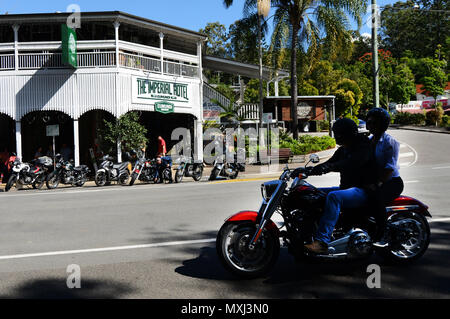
[295,118,376,254]
[365,107,403,248]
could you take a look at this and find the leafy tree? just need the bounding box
[308,60,344,95]
[199,22,230,58]
[390,63,416,105]
[244,78,268,103]
[380,0,450,59]
[229,15,268,64]
[333,79,363,121]
[102,112,148,154]
[223,0,366,139]
[343,62,373,111]
[419,56,447,102]
[297,80,319,96]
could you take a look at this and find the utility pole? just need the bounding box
[372,0,380,108]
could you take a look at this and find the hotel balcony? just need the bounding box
[0,40,200,78]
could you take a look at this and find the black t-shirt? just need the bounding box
[325,135,377,189]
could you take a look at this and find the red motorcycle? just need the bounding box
[216,154,431,278]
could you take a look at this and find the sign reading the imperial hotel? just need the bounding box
[133,77,189,105]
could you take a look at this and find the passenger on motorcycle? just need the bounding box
[365,107,404,247]
[299,118,376,254]
[154,155,173,183]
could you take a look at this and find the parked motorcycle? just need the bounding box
[216,154,431,278]
[129,155,157,186]
[4,156,53,192]
[209,156,245,181]
[95,155,131,186]
[46,154,90,189]
[174,156,204,183]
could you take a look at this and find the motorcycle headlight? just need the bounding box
[261,181,280,202]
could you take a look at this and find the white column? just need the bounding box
[195,40,204,162]
[12,24,19,71]
[114,21,120,68]
[114,20,122,163]
[194,119,203,162]
[73,119,80,166]
[15,121,22,160]
[159,32,164,74]
[117,140,122,163]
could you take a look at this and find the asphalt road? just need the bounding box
[0,129,449,299]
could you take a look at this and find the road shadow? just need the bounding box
[0,277,135,299]
[175,222,450,298]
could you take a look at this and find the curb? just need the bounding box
[391,125,450,135]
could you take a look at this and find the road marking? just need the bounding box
[429,217,450,223]
[209,177,276,184]
[404,180,419,183]
[432,166,450,170]
[396,140,418,168]
[0,238,217,261]
[399,152,414,158]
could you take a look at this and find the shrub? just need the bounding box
[392,112,425,125]
[441,114,449,127]
[280,135,336,155]
[425,104,444,126]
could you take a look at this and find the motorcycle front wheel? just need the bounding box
[175,168,184,183]
[5,174,16,192]
[46,171,60,189]
[209,167,219,181]
[129,172,138,186]
[216,222,280,279]
[229,170,238,179]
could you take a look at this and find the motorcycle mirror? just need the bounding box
[309,154,320,164]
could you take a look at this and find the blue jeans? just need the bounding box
[315,187,368,244]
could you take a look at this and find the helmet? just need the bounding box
[332,118,358,145]
[366,107,391,132]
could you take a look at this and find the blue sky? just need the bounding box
[2,0,398,37]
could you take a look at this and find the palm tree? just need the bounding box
[212,98,250,124]
[224,0,366,139]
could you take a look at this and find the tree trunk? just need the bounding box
[290,24,299,140]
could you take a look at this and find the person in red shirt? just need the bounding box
[157,136,166,156]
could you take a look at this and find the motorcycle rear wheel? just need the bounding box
[95,171,107,187]
[216,222,280,279]
[118,172,130,186]
[381,212,430,264]
[192,166,203,181]
[32,174,46,189]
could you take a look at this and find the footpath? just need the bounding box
[390,124,450,134]
[0,147,336,191]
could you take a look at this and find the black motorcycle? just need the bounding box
[216,154,431,278]
[129,155,157,186]
[95,155,131,187]
[209,156,245,181]
[4,156,53,192]
[174,156,204,183]
[46,154,90,189]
